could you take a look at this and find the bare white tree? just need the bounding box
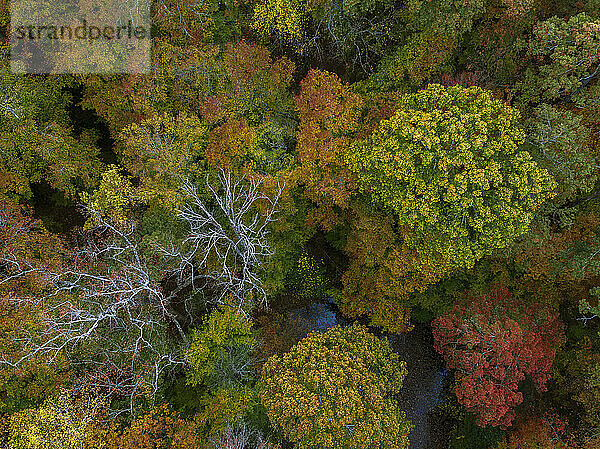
[166,170,282,313]
[0,203,187,416]
[0,170,282,414]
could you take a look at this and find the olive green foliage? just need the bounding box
[118,112,209,210]
[403,0,486,34]
[154,0,246,44]
[259,323,412,449]
[0,365,68,418]
[516,13,600,107]
[186,305,257,391]
[433,396,504,449]
[581,291,600,319]
[347,84,556,273]
[558,226,600,302]
[561,228,600,277]
[524,104,596,222]
[194,385,263,443]
[185,306,268,444]
[575,359,600,429]
[0,67,101,201]
[587,0,600,17]
[370,31,456,91]
[449,411,504,449]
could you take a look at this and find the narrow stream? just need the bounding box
[389,328,449,449]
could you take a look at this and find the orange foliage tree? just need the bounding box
[103,404,201,449]
[294,69,363,230]
[335,202,422,333]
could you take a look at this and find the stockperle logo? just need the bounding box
[10,0,151,74]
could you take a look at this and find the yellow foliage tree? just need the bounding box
[347,84,556,274]
[80,165,139,229]
[259,323,412,449]
[8,388,107,449]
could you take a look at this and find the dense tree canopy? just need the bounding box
[0,67,101,202]
[252,0,401,71]
[516,13,600,107]
[433,287,566,428]
[2,0,600,446]
[347,84,556,275]
[403,0,486,34]
[8,388,107,449]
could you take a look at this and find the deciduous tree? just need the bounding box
[347,84,556,278]
[403,0,486,34]
[171,171,283,311]
[102,404,201,449]
[524,104,596,212]
[252,0,401,72]
[118,112,208,209]
[259,322,412,449]
[432,287,566,428]
[294,69,362,230]
[8,387,108,449]
[336,203,420,333]
[0,67,102,202]
[186,305,256,391]
[516,13,600,107]
[208,423,281,449]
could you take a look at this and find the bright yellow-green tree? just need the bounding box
[80,165,140,229]
[8,388,108,449]
[251,0,308,42]
[186,304,256,391]
[259,323,412,449]
[346,84,556,273]
[185,305,262,443]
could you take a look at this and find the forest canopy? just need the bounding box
[1,0,600,447]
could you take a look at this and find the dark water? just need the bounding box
[289,299,450,449]
[289,301,349,333]
[389,328,449,449]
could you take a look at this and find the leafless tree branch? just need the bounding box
[168,170,282,314]
[0,171,282,414]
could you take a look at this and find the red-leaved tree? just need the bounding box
[432,287,566,428]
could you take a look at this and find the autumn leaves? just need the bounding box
[298,75,557,333]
